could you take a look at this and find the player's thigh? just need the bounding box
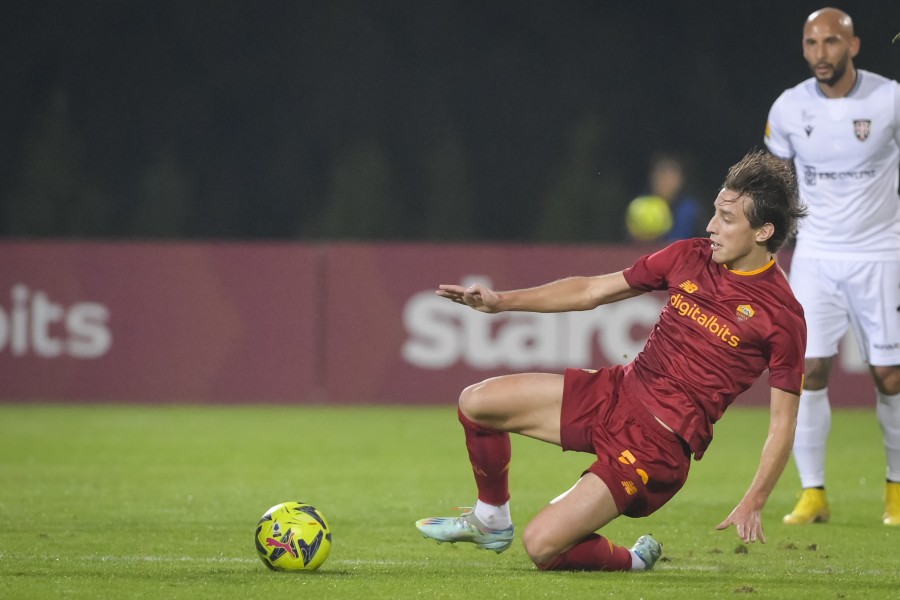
[789,257,849,358]
[845,260,900,368]
[522,473,619,564]
[459,372,564,443]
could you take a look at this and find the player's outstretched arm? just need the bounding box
[436,272,643,314]
[715,387,800,543]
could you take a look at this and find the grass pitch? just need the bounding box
[1,403,897,599]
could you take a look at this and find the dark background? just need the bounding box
[2,1,898,243]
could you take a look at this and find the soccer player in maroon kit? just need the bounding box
[416,150,808,571]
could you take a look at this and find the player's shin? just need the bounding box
[458,408,512,511]
[793,388,831,487]
[877,391,900,483]
[535,533,635,572]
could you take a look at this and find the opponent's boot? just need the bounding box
[883,481,900,526]
[782,488,830,524]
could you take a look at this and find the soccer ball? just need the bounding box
[625,195,673,241]
[254,501,332,571]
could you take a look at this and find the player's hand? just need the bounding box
[436,283,501,313]
[715,503,766,544]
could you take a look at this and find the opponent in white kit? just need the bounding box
[764,7,900,525]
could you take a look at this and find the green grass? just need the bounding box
[1,404,897,599]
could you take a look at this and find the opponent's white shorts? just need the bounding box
[789,257,900,366]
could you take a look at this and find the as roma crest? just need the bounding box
[853,119,871,141]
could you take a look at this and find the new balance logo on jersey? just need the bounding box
[854,119,871,141]
[678,280,699,294]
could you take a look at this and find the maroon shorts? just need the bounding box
[561,366,691,518]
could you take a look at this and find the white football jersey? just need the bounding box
[765,70,900,260]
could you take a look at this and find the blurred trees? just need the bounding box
[1,1,897,243]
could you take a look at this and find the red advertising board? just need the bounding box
[0,241,321,403]
[0,241,875,407]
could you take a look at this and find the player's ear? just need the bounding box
[755,223,775,243]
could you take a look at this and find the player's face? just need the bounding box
[802,20,857,87]
[706,189,766,271]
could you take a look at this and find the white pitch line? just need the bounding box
[0,553,894,577]
[0,554,437,568]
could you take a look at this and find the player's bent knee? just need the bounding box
[872,366,900,396]
[458,380,498,421]
[522,522,563,568]
[803,357,832,390]
[458,382,482,419]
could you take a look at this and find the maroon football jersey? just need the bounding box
[621,238,806,459]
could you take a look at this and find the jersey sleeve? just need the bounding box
[765,310,807,394]
[764,94,794,160]
[622,239,695,292]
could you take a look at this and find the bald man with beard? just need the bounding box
[764,8,900,527]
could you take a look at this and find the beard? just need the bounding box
[811,54,850,86]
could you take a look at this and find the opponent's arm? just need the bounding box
[715,387,800,543]
[436,271,644,314]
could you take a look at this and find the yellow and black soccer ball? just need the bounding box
[254,501,332,571]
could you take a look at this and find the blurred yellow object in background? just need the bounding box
[625,195,673,241]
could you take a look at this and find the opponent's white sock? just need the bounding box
[877,390,900,482]
[474,499,512,530]
[793,388,831,488]
[630,551,648,570]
